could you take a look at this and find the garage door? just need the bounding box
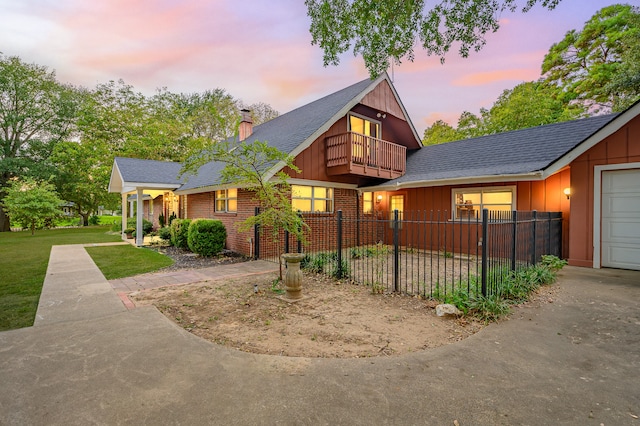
[601,168,640,270]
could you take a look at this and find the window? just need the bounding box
[363,192,373,214]
[390,194,404,219]
[349,114,381,165]
[348,114,380,138]
[291,185,333,213]
[453,187,515,219]
[215,188,237,213]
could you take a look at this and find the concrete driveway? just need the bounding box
[0,245,638,425]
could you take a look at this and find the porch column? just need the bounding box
[121,193,128,241]
[136,187,144,246]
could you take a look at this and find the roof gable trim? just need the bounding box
[544,102,639,176]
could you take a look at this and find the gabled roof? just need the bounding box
[366,113,619,190]
[178,72,421,193]
[109,74,421,195]
[108,157,183,193]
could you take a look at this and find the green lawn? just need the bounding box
[0,227,172,331]
[86,245,174,279]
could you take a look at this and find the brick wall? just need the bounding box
[186,189,257,256]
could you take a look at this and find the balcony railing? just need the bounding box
[326,132,406,179]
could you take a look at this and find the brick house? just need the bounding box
[109,73,640,271]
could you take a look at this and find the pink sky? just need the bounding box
[0,0,620,135]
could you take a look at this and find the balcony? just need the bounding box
[326,132,406,179]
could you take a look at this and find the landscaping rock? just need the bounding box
[436,304,462,317]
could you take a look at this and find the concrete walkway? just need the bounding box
[1,245,639,425]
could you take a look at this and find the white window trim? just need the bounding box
[215,189,237,213]
[291,184,334,213]
[451,186,516,220]
[347,112,382,136]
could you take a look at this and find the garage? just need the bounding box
[601,168,640,271]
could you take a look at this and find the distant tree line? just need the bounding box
[423,4,640,145]
[0,56,279,231]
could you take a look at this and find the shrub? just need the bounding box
[158,214,166,228]
[187,219,226,257]
[111,221,123,232]
[88,215,100,226]
[158,226,172,242]
[170,219,191,249]
[540,255,568,272]
[126,217,153,235]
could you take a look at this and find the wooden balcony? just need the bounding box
[326,132,406,179]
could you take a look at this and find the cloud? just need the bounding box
[453,68,539,86]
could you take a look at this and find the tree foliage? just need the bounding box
[2,178,63,235]
[0,55,77,231]
[423,5,640,145]
[541,4,640,112]
[306,0,561,77]
[49,140,118,226]
[423,80,585,145]
[184,140,307,279]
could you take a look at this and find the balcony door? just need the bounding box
[349,114,380,166]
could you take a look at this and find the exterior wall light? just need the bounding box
[563,187,571,199]
[376,194,383,204]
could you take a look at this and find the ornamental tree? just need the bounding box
[2,178,63,235]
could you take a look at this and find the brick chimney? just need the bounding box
[238,109,253,141]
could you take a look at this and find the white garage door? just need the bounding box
[601,168,640,270]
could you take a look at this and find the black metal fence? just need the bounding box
[255,209,562,298]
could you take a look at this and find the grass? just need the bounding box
[0,226,174,331]
[85,245,174,279]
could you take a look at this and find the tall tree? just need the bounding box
[242,101,280,125]
[541,4,640,112]
[606,9,640,110]
[422,81,584,145]
[306,0,561,77]
[49,141,118,226]
[480,81,584,134]
[422,120,460,145]
[0,55,77,231]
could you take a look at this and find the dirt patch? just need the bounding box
[130,270,486,358]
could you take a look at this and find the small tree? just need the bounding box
[2,178,63,235]
[182,139,308,280]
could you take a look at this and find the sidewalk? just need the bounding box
[1,245,639,425]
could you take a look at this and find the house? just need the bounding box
[109,73,640,271]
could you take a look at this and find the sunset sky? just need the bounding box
[0,0,621,135]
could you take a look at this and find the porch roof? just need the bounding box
[109,157,184,194]
[365,113,619,190]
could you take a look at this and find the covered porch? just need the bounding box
[108,157,184,247]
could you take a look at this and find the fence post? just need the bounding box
[336,210,343,279]
[511,210,517,271]
[284,229,290,254]
[297,211,303,254]
[393,209,400,293]
[481,208,488,297]
[531,210,538,265]
[253,206,260,260]
[547,213,552,255]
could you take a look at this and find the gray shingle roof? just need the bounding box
[381,113,618,186]
[179,77,376,191]
[114,157,183,185]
